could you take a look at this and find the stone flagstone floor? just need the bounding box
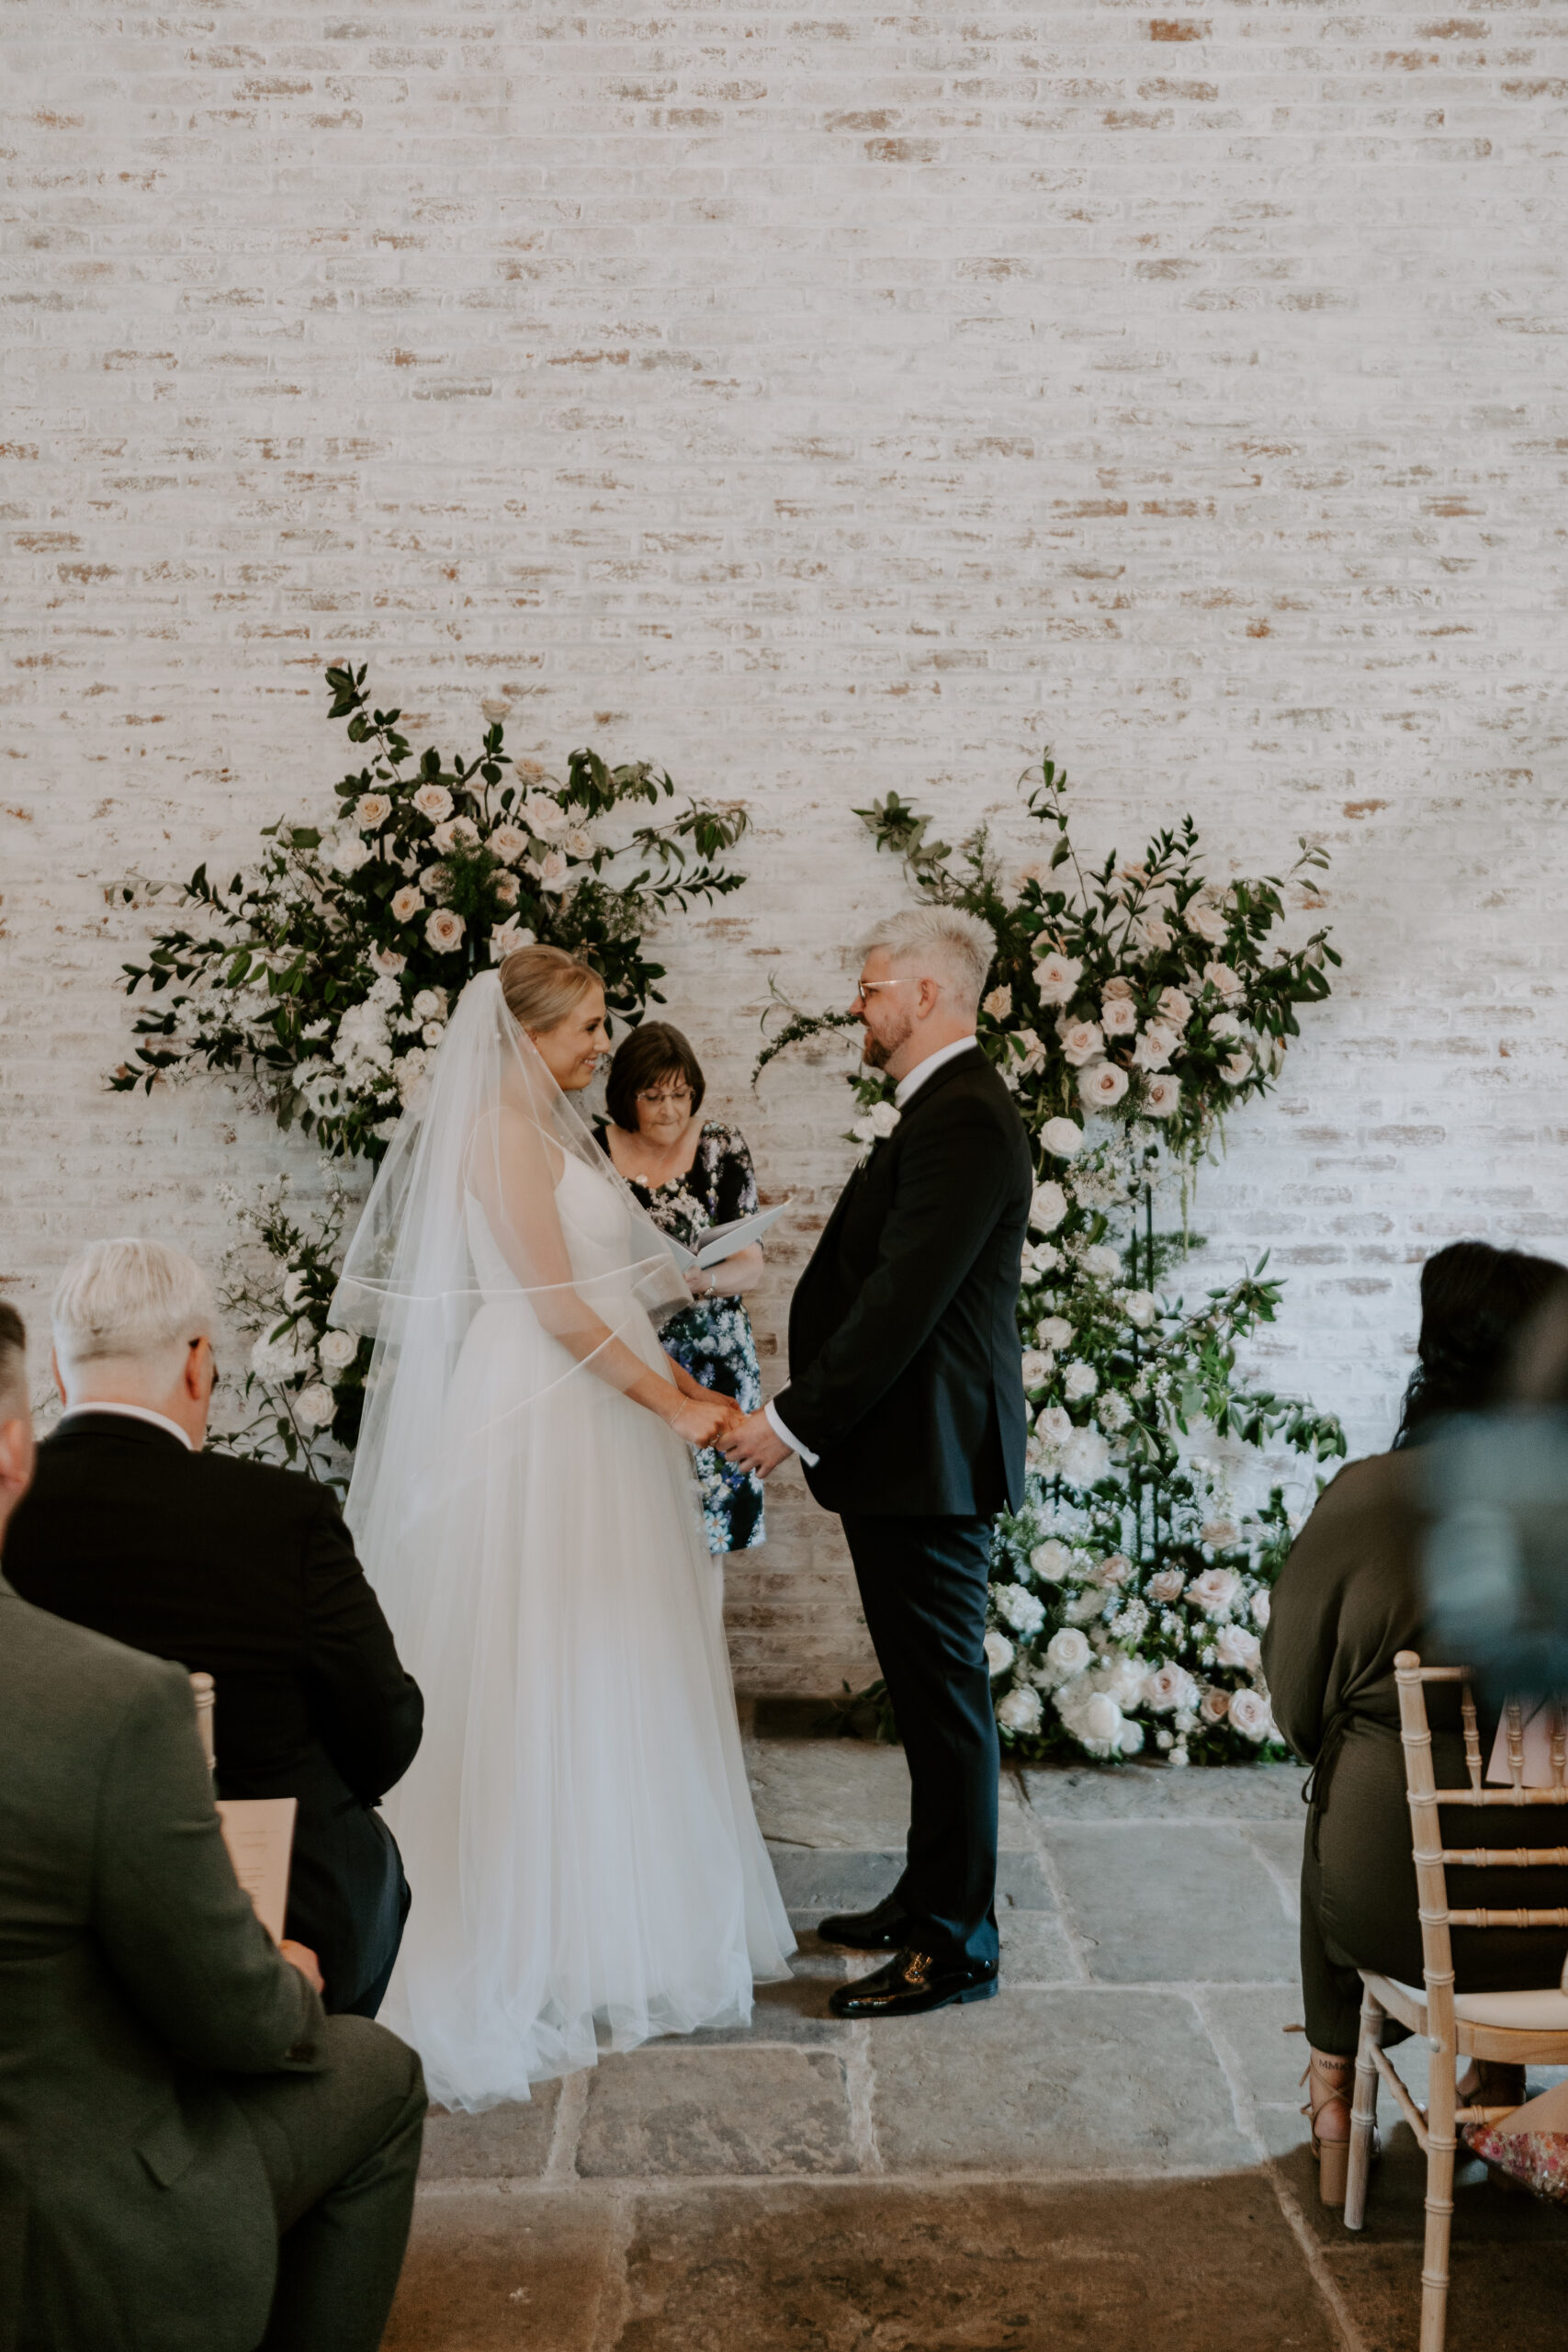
[385,1739,1568,2351]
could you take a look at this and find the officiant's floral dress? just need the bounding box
[597,1120,766,1555]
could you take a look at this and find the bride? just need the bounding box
[332,944,795,2110]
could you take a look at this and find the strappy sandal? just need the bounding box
[1302,2048,1355,2207]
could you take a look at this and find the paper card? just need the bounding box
[664,1198,791,1273]
[1488,2076,1568,2137]
[216,1796,297,1945]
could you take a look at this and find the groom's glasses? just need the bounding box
[852,977,920,1005]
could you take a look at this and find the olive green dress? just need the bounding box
[1263,1451,1568,2056]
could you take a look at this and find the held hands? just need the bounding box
[664,1354,745,1450]
[718,1408,794,1479]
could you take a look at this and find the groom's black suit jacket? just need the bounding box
[5,1414,423,2015]
[775,1045,1033,1518]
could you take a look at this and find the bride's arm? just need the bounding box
[472,1109,735,1446]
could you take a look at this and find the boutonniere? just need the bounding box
[847,1100,900,1165]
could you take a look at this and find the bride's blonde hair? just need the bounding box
[499,943,602,1035]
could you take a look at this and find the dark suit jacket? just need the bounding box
[775,1045,1033,1517]
[0,1572,326,2352]
[4,1415,423,2014]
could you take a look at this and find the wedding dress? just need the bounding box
[332,974,794,2111]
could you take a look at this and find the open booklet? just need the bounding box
[663,1198,791,1274]
[216,1796,297,1945]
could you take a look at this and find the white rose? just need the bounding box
[1228,1689,1274,1743]
[295,1383,338,1430]
[1202,960,1245,1003]
[1251,1589,1271,1629]
[488,918,536,959]
[1130,912,1174,956]
[489,822,528,865]
[422,1020,446,1047]
[1044,1627,1092,1680]
[1185,899,1229,946]
[995,1685,1043,1736]
[1021,1349,1055,1390]
[564,825,599,859]
[1060,1019,1104,1069]
[1094,1652,1147,1710]
[1034,1403,1073,1447]
[983,983,1013,1020]
[250,1332,310,1382]
[493,871,520,907]
[391,884,424,922]
[1029,1180,1067,1233]
[1100,994,1138,1036]
[425,908,466,954]
[1062,1426,1111,1486]
[1081,1691,1125,1747]
[1039,1116,1085,1159]
[355,792,392,828]
[1080,1244,1122,1283]
[1122,1289,1157,1330]
[368,944,405,978]
[535,848,570,892]
[1030,1539,1075,1582]
[1209,1011,1245,1039]
[1118,1718,1146,1757]
[993,1582,1047,1638]
[521,792,568,840]
[1215,1623,1262,1672]
[1157,985,1192,1031]
[412,988,446,1020]
[1032,951,1083,1005]
[1147,1568,1185,1604]
[984,1630,1016,1678]
[1036,1316,1074,1350]
[1141,1074,1182,1120]
[867,1100,900,1137]
[1090,1552,1134,1590]
[318,1328,357,1373]
[1220,1048,1254,1087]
[1188,1566,1241,1619]
[1201,1518,1238,1550]
[1063,1360,1099,1401]
[431,816,477,854]
[1131,1022,1179,1071]
[1022,1240,1060,1278]
[1201,1687,1232,1724]
[1012,1027,1047,1075]
[328,834,371,876]
[1078,1061,1129,1110]
[1143,1662,1199,1713]
[412,783,454,822]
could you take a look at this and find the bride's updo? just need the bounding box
[499,943,602,1035]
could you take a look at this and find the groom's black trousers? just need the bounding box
[840,1513,999,1971]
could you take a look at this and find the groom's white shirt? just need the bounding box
[764,1034,978,1467]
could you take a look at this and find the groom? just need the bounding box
[724,907,1032,2018]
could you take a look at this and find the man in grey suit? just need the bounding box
[0,1301,427,2352]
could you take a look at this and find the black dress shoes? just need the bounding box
[827,1948,999,2019]
[816,1894,914,1951]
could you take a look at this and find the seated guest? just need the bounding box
[1264,1240,1568,2208]
[4,1238,423,2018]
[597,1020,770,1557]
[0,1300,426,2352]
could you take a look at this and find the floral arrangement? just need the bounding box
[114,663,749,1165]
[113,662,750,1474]
[767,752,1346,1765]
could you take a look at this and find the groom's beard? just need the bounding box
[862,1015,912,1074]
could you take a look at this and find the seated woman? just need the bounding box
[597,1022,769,1560]
[1264,1239,1568,2207]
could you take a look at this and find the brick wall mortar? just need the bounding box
[4,2,1566,1690]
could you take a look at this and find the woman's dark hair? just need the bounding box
[1394,1240,1568,1445]
[604,1022,705,1134]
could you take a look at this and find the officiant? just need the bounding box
[597,1023,767,1555]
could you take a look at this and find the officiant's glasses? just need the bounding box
[636,1083,694,1106]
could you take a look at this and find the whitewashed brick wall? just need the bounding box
[4,2,1565,1692]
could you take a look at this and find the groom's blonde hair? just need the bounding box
[51,1238,212,1393]
[865,906,995,1015]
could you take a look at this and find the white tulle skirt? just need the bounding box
[367,1285,795,2111]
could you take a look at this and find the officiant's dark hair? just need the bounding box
[605,1023,705,1133]
[0,1302,25,1415]
[1394,1240,1568,1447]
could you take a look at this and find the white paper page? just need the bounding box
[1485,1702,1564,1792]
[216,1796,297,1945]
[663,1199,791,1275]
